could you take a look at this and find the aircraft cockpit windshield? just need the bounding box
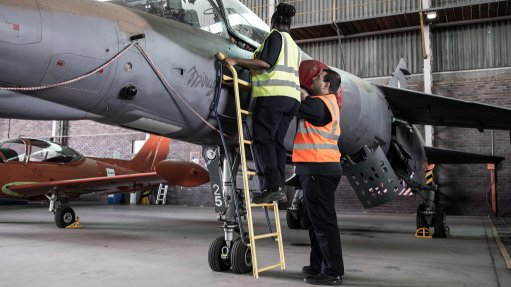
[220,0,270,46]
[0,139,82,164]
[105,1,269,48]
[110,0,228,37]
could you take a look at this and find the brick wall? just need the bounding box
[1,67,510,216]
[430,69,511,216]
[355,67,511,216]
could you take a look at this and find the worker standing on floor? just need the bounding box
[293,68,344,286]
[223,3,301,203]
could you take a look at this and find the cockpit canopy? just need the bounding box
[0,138,83,163]
[108,0,270,48]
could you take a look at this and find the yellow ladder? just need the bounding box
[216,53,286,279]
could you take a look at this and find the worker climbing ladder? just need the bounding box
[214,53,286,279]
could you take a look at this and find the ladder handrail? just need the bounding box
[216,53,286,279]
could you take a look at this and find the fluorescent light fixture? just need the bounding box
[426,11,437,20]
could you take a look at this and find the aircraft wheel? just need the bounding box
[208,236,230,272]
[55,207,75,228]
[433,205,448,238]
[286,209,301,229]
[416,204,428,229]
[230,237,252,274]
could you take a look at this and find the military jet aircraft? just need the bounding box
[0,134,209,228]
[0,0,510,273]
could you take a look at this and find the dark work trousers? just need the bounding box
[300,174,344,277]
[252,96,299,190]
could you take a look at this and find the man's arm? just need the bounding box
[297,97,332,126]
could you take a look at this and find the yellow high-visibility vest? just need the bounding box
[251,30,301,101]
[292,94,341,162]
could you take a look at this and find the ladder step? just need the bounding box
[240,109,253,115]
[222,75,251,90]
[250,203,276,208]
[257,262,285,273]
[253,232,279,240]
[243,139,252,145]
[246,170,257,176]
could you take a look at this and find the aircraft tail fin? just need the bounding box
[128,135,171,172]
[388,58,411,89]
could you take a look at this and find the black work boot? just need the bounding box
[253,187,287,204]
[302,265,319,276]
[304,274,343,285]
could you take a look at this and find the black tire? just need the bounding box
[55,207,75,228]
[230,237,252,274]
[416,204,428,229]
[433,205,448,238]
[208,236,230,272]
[286,209,301,229]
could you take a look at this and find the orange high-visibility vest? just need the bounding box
[292,94,341,162]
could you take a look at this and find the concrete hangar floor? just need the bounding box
[0,204,509,287]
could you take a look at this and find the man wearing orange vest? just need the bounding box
[293,68,344,285]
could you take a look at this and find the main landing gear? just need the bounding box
[46,193,79,228]
[204,147,252,274]
[415,185,450,238]
[208,233,252,274]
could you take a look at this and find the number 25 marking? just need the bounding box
[213,184,222,207]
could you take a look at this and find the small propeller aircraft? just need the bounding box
[0,0,510,273]
[0,135,209,228]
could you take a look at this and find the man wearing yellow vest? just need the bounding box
[293,69,344,285]
[223,3,301,203]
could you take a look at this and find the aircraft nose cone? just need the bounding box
[155,160,209,187]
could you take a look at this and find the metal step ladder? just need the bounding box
[155,183,168,205]
[216,53,286,279]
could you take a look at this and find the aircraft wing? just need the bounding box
[377,85,511,131]
[4,172,165,198]
[424,146,504,164]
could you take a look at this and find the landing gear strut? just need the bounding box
[46,193,77,228]
[415,185,449,238]
[204,146,252,274]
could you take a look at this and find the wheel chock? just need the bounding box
[415,228,432,238]
[65,216,82,229]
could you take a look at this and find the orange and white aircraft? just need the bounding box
[0,135,209,227]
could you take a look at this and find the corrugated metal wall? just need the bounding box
[431,0,493,8]
[282,0,421,25]
[300,31,422,77]
[239,0,511,77]
[241,0,271,23]
[335,0,419,22]
[242,0,421,25]
[433,21,511,71]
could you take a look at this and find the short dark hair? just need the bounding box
[322,69,341,94]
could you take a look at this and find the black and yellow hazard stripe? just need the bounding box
[426,170,434,185]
